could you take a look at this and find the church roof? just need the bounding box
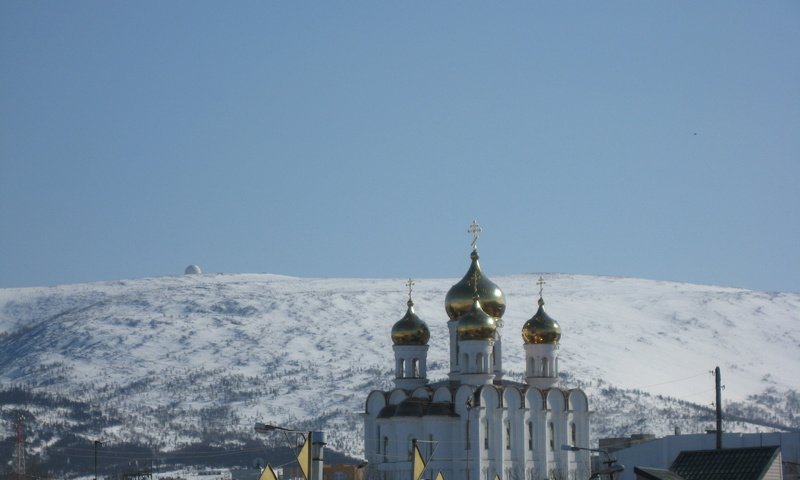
[425,378,529,392]
[377,398,458,419]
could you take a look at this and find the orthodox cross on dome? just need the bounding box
[471,270,481,298]
[468,220,482,250]
[537,276,546,299]
[405,278,415,301]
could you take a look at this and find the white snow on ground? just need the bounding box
[1,271,798,458]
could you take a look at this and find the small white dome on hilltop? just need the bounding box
[184,265,202,275]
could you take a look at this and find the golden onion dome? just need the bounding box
[521,298,561,345]
[456,298,497,341]
[391,299,431,345]
[445,249,506,320]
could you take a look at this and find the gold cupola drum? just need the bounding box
[445,220,508,382]
[523,276,562,389]
[392,279,431,389]
[453,286,498,385]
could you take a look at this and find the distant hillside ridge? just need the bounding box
[1,272,798,468]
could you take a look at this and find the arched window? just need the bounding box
[571,422,577,444]
[529,358,536,376]
[376,426,381,452]
[505,420,511,449]
[463,354,470,373]
[398,358,405,378]
[383,436,389,462]
[528,421,534,451]
[484,419,490,450]
[542,357,549,377]
[549,422,555,451]
[412,358,420,378]
[476,353,484,373]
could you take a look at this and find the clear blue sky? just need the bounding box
[1,2,798,292]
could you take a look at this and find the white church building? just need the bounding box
[364,230,591,480]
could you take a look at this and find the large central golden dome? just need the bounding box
[445,249,506,320]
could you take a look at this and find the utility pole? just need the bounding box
[715,366,723,450]
[311,432,326,480]
[14,414,25,480]
[95,440,103,480]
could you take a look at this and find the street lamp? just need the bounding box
[94,440,103,480]
[561,445,624,480]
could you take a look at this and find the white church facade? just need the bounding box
[364,231,591,480]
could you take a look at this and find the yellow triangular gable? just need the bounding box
[435,471,444,480]
[258,464,278,480]
[296,435,311,480]
[413,442,426,480]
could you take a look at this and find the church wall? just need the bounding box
[365,385,590,480]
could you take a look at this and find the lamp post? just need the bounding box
[561,445,624,480]
[254,423,326,480]
[356,461,368,480]
[94,440,103,480]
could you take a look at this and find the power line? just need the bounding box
[630,371,709,390]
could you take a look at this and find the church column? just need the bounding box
[448,320,460,381]
[493,329,504,380]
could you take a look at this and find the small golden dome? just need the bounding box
[521,298,561,345]
[445,249,506,320]
[391,300,431,345]
[456,298,497,341]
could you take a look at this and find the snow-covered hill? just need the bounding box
[1,271,798,464]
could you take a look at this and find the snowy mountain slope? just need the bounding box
[1,272,798,462]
